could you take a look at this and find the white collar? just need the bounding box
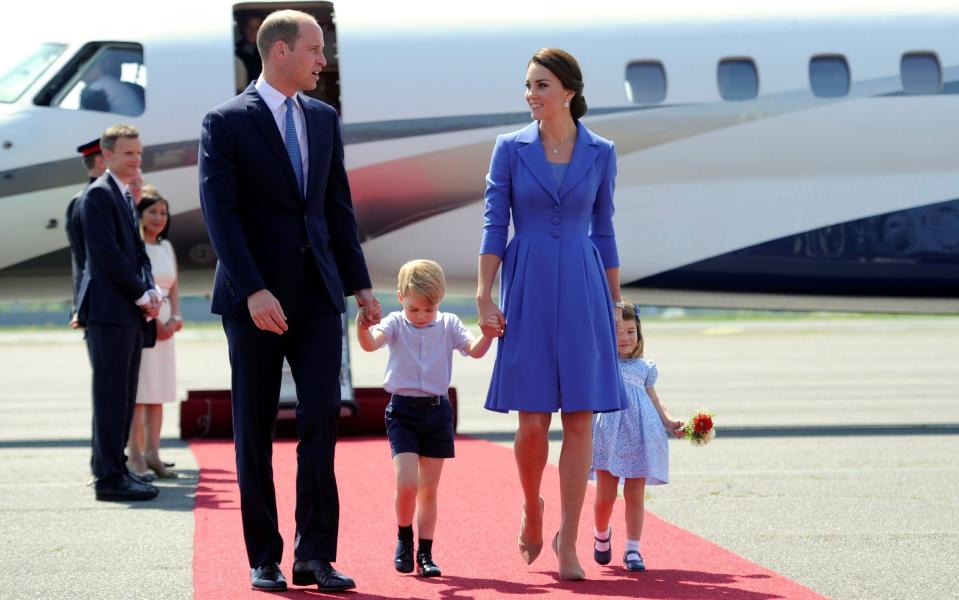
[106,170,129,197]
[255,77,298,113]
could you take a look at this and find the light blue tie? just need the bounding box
[284,97,305,196]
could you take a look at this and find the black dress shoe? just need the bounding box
[292,560,356,591]
[416,551,442,577]
[394,539,414,573]
[250,562,287,591]
[95,475,158,502]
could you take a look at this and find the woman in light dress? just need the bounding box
[127,185,182,479]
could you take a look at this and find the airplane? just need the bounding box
[2,0,958,314]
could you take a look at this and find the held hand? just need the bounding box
[668,420,685,439]
[247,289,288,335]
[477,298,505,337]
[142,290,161,319]
[171,315,184,332]
[355,309,371,330]
[156,319,176,342]
[355,289,381,325]
[613,305,623,324]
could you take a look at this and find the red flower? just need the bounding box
[693,414,713,435]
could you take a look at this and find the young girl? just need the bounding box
[591,301,684,571]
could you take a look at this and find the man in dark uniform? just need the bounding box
[65,139,106,329]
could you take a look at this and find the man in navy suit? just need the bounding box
[65,138,105,329]
[78,125,161,501]
[199,9,381,593]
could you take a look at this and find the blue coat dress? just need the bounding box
[481,121,628,413]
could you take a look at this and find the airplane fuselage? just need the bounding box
[1,2,957,306]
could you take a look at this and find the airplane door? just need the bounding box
[231,3,341,114]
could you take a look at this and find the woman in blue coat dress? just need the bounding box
[477,48,628,581]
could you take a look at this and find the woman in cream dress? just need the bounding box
[128,185,182,478]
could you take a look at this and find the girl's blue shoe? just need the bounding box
[623,550,645,571]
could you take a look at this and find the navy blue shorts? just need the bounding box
[385,394,455,458]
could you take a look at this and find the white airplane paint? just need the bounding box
[1,0,958,307]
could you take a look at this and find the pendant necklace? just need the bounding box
[548,136,572,156]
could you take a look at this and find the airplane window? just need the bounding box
[810,55,850,98]
[55,44,146,116]
[717,58,758,101]
[0,43,65,103]
[625,61,666,104]
[901,52,941,95]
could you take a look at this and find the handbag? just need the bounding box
[142,319,157,348]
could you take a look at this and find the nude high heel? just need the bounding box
[518,496,544,565]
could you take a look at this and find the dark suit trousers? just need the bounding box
[86,322,142,482]
[223,260,343,568]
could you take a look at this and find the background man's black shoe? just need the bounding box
[416,552,442,577]
[292,560,356,591]
[94,475,158,501]
[394,539,414,573]
[250,563,287,591]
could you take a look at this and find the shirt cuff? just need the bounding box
[134,291,151,306]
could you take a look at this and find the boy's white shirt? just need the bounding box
[373,310,474,397]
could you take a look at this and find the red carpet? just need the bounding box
[192,437,825,599]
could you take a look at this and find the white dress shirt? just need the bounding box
[105,170,152,307]
[374,311,474,397]
[254,77,309,193]
[106,170,129,198]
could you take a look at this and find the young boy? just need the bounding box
[356,259,492,577]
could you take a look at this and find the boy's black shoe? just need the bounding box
[394,539,414,573]
[416,551,442,577]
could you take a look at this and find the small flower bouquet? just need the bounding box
[684,409,716,446]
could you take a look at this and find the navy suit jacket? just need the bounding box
[77,174,153,327]
[199,83,370,316]
[65,176,96,319]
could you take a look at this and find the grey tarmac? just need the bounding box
[1,316,957,599]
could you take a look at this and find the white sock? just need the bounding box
[594,527,611,551]
[626,539,641,554]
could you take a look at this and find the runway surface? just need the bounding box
[1,316,957,599]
